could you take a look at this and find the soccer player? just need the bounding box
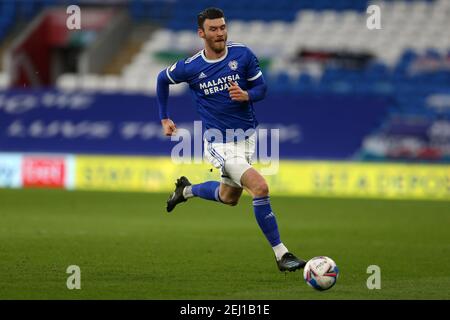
[156,7,306,272]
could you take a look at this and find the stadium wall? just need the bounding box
[1,89,448,200]
[1,153,449,201]
[0,89,390,159]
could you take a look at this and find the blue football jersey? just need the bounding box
[165,42,264,141]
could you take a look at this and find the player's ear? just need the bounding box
[198,28,205,39]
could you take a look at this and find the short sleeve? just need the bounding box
[165,60,188,84]
[246,48,263,82]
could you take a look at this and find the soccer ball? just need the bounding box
[303,256,339,291]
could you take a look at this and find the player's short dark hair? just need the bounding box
[197,7,225,29]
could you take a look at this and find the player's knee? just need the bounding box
[252,182,269,197]
[219,193,240,206]
[220,197,239,206]
[227,200,239,206]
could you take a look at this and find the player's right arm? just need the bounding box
[156,60,187,136]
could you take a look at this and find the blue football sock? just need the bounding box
[253,196,281,247]
[191,181,221,202]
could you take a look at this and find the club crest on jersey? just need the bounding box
[228,60,238,71]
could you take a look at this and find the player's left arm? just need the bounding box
[246,75,267,102]
[228,48,267,102]
[246,47,267,102]
[228,76,267,102]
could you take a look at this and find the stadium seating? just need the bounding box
[53,1,448,95]
[1,0,448,161]
[129,0,371,28]
[0,0,71,43]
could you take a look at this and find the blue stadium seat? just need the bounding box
[140,0,372,27]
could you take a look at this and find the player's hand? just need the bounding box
[228,81,249,102]
[161,118,177,136]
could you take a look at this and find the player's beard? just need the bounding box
[209,35,227,54]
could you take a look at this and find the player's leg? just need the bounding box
[183,179,243,205]
[166,176,193,212]
[167,138,221,212]
[166,141,244,212]
[166,176,243,212]
[217,182,243,206]
[209,134,306,271]
[240,167,306,272]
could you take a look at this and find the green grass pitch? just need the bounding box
[0,188,449,299]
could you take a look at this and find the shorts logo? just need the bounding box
[228,60,238,71]
[169,63,177,72]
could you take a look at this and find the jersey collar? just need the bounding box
[201,47,228,63]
